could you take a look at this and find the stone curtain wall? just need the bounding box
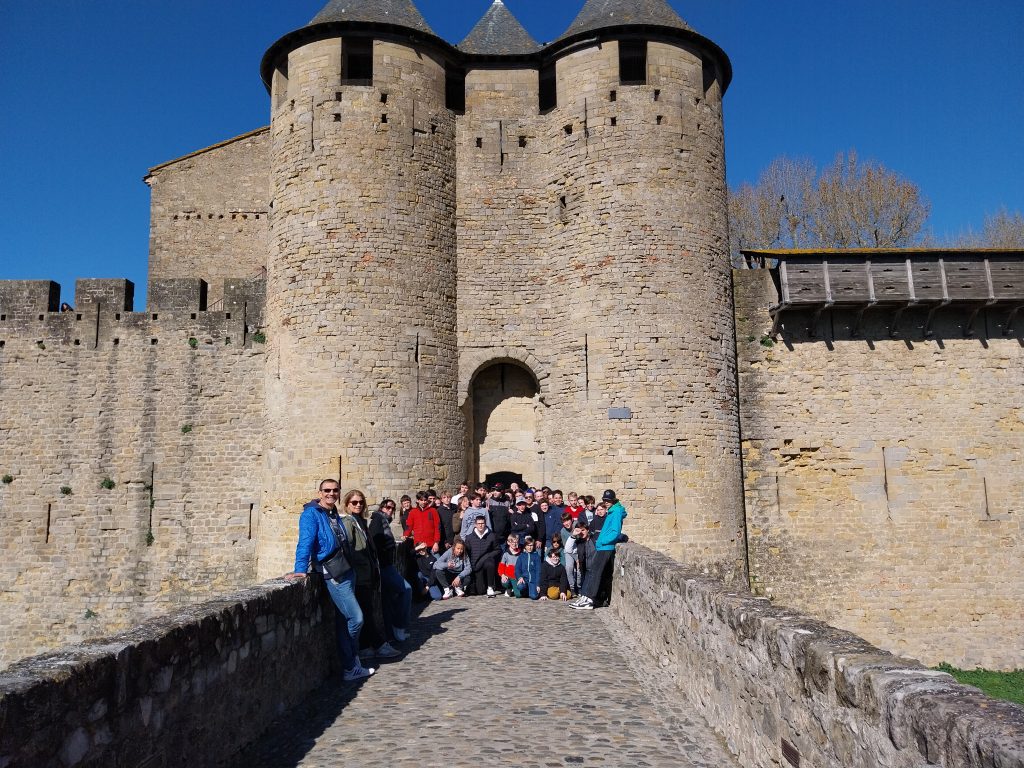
[146,129,270,305]
[0,579,333,767]
[457,40,745,582]
[734,269,1024,669]
[259,37,462,579]
[612,544,1024,768]
[0,280,265,669]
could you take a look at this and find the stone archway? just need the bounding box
[463,360,543,487]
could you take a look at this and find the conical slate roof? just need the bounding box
[308,0,435,36]
[558,0,693,41]
[459,0,540,55]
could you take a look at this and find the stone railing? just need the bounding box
[611,544,1024,768]
[0,579,334,767]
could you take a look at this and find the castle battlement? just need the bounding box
[0,277,265,350]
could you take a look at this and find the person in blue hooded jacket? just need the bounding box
[514,536,542,599]
[570,489,628,611]
[286,480,375,682]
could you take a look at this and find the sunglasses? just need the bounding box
[348,499,365,506]
[321,489,341,495]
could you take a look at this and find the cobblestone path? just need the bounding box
[228,597,739,768]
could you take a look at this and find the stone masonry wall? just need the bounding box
[734,268,1024,669]
[145,128,270,305]
[0,578,334,768]
[613,544,1024,768]
[259,37,462,579]
[457,40,745,582]
[0,279,265,670]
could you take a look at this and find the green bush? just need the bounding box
[188,337,199,349]
[100,478,115,490]
[1,475,12,485]
[181,424,193,434]
[60,486,73,496]
[84,609,98,620]
[759,334,776,348]
[252,331,267,344]
[146,531,155,546]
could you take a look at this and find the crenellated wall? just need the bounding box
[735,268,1024,669]
[0,278,266,669]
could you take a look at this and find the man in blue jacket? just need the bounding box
[570,489,627,611]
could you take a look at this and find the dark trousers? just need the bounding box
[472,551,499,593]
[581,549,614,600]
[354,582,386,650]
[434,569,463,590]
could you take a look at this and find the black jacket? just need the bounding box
[488,501,511,542]
[437,502,458,547]
[464,529,499,571]
[367,511,397,568]
[509,511,536,539]
[540,560,570,594]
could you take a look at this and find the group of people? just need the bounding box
[287,480,629,682]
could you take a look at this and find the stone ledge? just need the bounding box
[0,578,335,768]
[612,544,1024,768]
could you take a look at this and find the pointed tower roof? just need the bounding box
[558,0,693,41]
[307,0,435,36]
[459,0,540,55]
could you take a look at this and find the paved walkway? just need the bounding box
[227,597,739,768]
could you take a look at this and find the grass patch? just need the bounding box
[936,663,1024,707]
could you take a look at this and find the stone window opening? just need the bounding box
[702,57,717,97]
[538,62,557,113]
[609,90,617,102]
[610,116,617,127]
[563,123,573,136]
[654,89,661,102]
[381,113,388,124]
[656,115,664,125]
[342,38,373,86]
[519,136,527,148]
[445,65,466,113]
[380,93,388,104]
[619,40,647,85]
[476,137,483,148]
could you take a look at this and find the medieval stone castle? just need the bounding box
[0,0,1020,672]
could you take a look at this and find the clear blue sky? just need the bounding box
[1,0,1022,308]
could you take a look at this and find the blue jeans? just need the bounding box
[324,572,363,672]
[379,564,412,635]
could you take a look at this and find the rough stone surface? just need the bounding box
[145,128,270,305]
[0,579,334,768]
[227,595,739,768]
[611,544,1024,768]
[0,280,266,669]
[734,268,1024,670]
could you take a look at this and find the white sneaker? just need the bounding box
[375,642,401,659]
[442,587,453,600]
[570,596,594,611]
[393,627,409,642]
[343,665,375,682]
[454,587,466,597]
[486,587,497,598]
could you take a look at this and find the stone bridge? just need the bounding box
[2,545,1023,768]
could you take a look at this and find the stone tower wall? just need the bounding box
[258,36,461,578]
[0,279,265,669]
[735,269,1024,669]
[458,39,745,581]
[146,129,270,305]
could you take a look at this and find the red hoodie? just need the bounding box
[404,505,441,547]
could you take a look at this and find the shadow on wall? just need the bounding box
[222,604,468,767]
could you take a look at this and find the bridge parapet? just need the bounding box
[0,580,333,767]
[613,543,1024,768]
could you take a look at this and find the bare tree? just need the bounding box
[954,208,1024,248]
[729,151,930,264]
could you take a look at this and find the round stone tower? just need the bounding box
[543,0,743,581]
[256,0,462,577]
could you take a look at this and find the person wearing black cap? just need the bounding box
[570,489,628,610]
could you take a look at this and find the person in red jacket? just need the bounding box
[404,490,441,553]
